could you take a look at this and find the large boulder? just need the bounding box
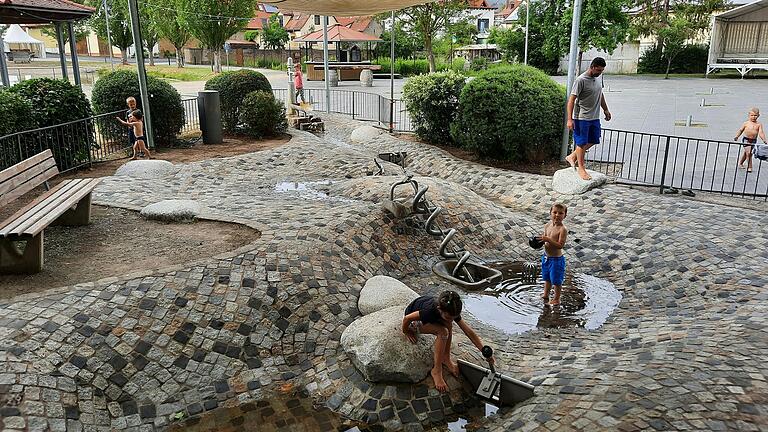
[141,200,201,222]
[114,160,176,179]
[358,275,419,315]
[350,125,383,143]
[341,305,434,383]
[552,168,607,195]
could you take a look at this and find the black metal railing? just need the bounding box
[0,97,201,173]
[587,129,768,200]
[272,88,413,132]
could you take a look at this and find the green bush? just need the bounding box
[638,43,709,74]
[204,69,273,132]
[374,58,466,76]
[238,91,287,138]
[10,78,94,170]
[91,69,185,146]
[450,64,565,162]
[402,71,466,145]
[0,89,36,137]
[470,57,489,71]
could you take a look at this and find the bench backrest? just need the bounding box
[0,150,59,208]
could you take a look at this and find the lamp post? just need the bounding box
[524,0,530,65]
[560,0,583,160]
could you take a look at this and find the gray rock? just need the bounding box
[358,275,419,315]
[552,168,608,194]
[350,125,383,143]
[141,200,201,222]
[341,306,434,383]
[114,160,176,179]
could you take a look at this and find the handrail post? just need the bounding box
[85,117,93,168]
[659,136,671,194]
[352,92,356,119]
[17,135,23,164]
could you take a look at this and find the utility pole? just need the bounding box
[127,0,155,149]
[560,0,583,160]
[524,0,530,65]
[389,10,395,132]
[323,16,330,113]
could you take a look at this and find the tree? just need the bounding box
[88,0,134,64]
[138,2,159,66]
[262,14,289,49]
[447,20,478,46]
[390,0,468,72]
[374,23,420,59]
[178,0,256,73]
[244,30,259,43]
[560,0,633,74]
[488,26,524,61]
[42,0,89,43]
[503,0,567,74]
[631,0,726,75]
[146,0,191,67]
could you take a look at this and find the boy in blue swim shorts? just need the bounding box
[538,203,568,306]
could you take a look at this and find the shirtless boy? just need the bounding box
[539,203,568,306]
[735,107,767,173]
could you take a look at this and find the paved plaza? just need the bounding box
[0,113,767,431]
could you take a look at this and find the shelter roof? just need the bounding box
[295,24,382,42]
[285,13,309,31]
[260,0,435,16]
[335,16,373,32]
[716,0,768,20]
[246,10,274,30]
[0,0,94,24]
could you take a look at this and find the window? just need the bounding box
[477,19,489,33]
[314,15,321,25]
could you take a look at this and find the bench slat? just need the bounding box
[0,180,83,236]
[22,179,101,237]
[0,181,69,235]
[0,150,58,208]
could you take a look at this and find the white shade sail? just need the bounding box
[260,0,436,15]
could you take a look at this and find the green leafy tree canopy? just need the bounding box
[262,14,289,49]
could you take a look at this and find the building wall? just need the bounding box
[558,42,642,74]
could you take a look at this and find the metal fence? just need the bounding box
[272,88,413,132]
[587,129,768,200]
[0,97,200,174]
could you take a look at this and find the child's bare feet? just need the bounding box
[131,156,139,160]
[565,154,577,168]
[541,293,549,300]
[738,164,745,169]
[549,298,561,306]
[442,358,460,377]
[431,367,448,392]
[577,168,592,180]
[747,168,753,173]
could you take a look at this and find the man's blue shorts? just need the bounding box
[541,255,566,286]
[573,119,601,147]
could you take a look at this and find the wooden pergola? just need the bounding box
[0,0,95,88]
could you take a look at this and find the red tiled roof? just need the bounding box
[285,14,309,31]
[246,10,274,30]
[295,24,381,42]
[333,16,373,32]
[467,0,494,8]
[496,0,522,17]
[0,0,94,12]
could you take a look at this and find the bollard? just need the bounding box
[686,115,693,127]
[197,90,223,144]
[710,87,714,95]
[700,98,706,107]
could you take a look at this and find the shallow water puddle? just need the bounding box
[462,261,621,335]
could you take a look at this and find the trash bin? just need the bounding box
[360,69,373,87]
[197,90,223,144]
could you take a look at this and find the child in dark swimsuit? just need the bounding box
[402,291,495,393]
[117,110,152,160]
[735,107,766,173]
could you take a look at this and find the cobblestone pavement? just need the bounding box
[1,113,767,431]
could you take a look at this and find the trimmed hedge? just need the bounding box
[450,64,564,162]
[91,70,185,145]
[238,91,287,138]
[10,78,94,170]
[638,43,709,74]
[11,78,92,126]
[0,89,36,137]
[402,71,466,145]
[204,70,273,132]
[374,58,466,76]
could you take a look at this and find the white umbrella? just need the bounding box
[260,0,434,15]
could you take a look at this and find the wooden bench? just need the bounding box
[0,150,101,274]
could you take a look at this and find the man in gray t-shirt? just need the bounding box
[565,57,612,180]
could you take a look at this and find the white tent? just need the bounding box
[2,24,47,59]
[707,0,768,77]
[260,0,434,15]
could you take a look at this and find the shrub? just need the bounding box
[0,89,36,137]
[374,58,466,76]
[10,78,94,170]
[91,69,185,145]
[402,71,466,145]
[204,69,273,132]
[470,57,489,71]
[450,64,565,162]
[638,43,709,74]
[238,91,287,138]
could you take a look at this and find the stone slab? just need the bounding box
[552,168,607,194]
[140,200,202,222]
[358,275,419,315]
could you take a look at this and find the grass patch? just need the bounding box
[97,64,217,81]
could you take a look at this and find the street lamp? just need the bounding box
[524,0,530,65]
[560,0,583,160]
